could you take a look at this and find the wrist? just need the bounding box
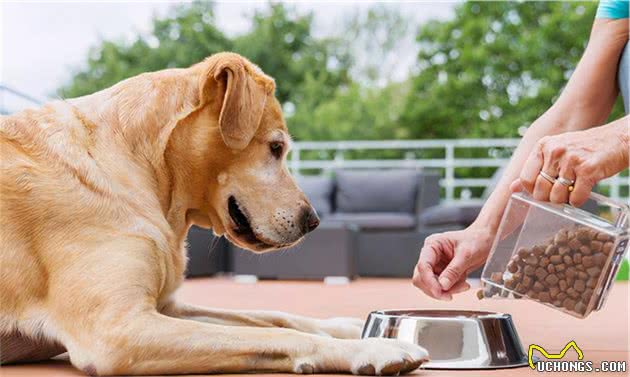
[471,196,506,236]
[469,215,499,239]
[619,121,630,166]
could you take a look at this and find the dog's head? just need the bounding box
[188,53,319,252]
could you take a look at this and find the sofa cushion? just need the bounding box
[297,175,334,216]
[418,204,482,227]
[327,213,416,230]
[335,170,419,213]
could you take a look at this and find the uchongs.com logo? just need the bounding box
[528,341,627,373]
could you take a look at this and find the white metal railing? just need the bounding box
[290,139,629,204]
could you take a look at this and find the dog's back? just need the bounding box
[0,96,169,337]
[0,104,109,334]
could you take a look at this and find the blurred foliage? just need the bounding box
[60,1,625,142]
[60,2,231,97]
[401,1,624,139]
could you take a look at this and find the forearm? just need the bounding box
[600,115,630,172]
[474,113,566,230]
[551,19,629,130]
[473,19,628,232]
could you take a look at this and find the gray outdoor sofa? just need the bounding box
[230,169,482,278]
[186,168,490,279]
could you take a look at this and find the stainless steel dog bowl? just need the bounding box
[361,310,530,369]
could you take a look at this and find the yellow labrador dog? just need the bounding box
[0,52,428,376]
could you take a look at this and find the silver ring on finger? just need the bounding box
[557,176,575,187]
[539,170,557,184]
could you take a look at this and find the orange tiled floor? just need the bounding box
[1,278,628,377]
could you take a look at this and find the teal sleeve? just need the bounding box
[596,0,629,19]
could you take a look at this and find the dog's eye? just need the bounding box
[269,142,283,158]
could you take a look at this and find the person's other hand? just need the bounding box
[412,224,494,300]
[511,124,629,207]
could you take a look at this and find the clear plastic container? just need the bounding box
[481,192,629,318]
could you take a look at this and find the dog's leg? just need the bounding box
[162,302,363,339]
[61,310,427,376]
[49,238,427,375]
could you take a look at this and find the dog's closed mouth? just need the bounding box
[228,195,270,248]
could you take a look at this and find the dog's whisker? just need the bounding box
[208,235,221,257]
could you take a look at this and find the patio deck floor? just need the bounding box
[1,278,628,377]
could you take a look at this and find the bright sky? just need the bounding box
[0,1,455,113]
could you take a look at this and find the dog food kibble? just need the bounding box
[545,274,559,286]
[517,248,529,259]
[487,225,614,317]
[593,253,607,267]
[574,280,586,293]
[587,266,602,277]
[603,242,614,255]
[535,267,548,280]
[507,261,518,273]
[490,272,504,284]
[524,265,535,276]
[563,298,576,311]
[574,302,587,315]
[590,241,603,253]
[563,255,573,265]
[568,238,582,251]
[476,289,485,300]
[525,255,538,266]
[538,292,551,303]
[545,245,556,256]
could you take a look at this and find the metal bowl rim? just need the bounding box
[367,309,511,321]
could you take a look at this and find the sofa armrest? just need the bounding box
[415,170,441,214]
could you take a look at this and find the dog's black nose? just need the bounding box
[301,207,320,234]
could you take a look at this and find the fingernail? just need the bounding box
[439,277,451,290]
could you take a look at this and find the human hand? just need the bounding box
[511,123,629,206]
[412,224,495,300]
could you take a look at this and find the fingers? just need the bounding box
[509,179,523,193]
[550,163,576,204]
[413,260,452,301]
[413,237,454,301]
[437,248,473,291]
[532,140,564,201]
[569,176,593,207]
[519,143,544,194]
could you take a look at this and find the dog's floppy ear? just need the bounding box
[201,54,275,150]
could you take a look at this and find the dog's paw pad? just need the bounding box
[296,363,316,374]
[379,361,405,376]
[400,357,426,373]
[356,363,376,375]
[82,364,98,376]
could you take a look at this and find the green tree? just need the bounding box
[59,1,351,132]
[233,4,350,108]
[288,5,412,141]
[400,1,624,139]
[60,2,231,98]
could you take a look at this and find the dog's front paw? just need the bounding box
[317,317,365,339]
[349,338,429,375]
